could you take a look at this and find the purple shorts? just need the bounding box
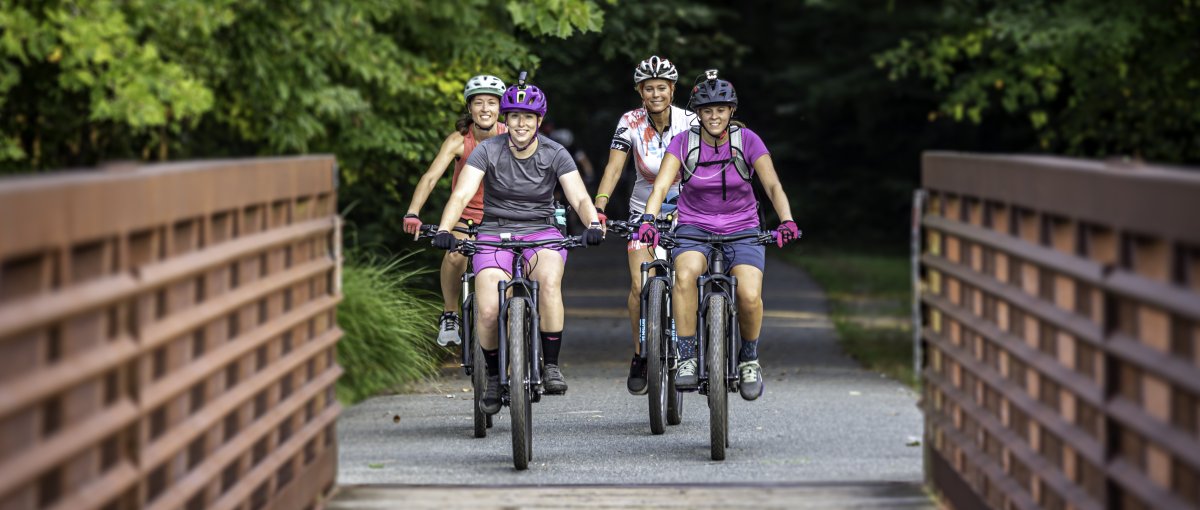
[472,228,567,274]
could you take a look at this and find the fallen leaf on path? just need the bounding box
[368,463,384,469]
[392,414,401,424]
[906,436,921,447]
[849,391,862,396]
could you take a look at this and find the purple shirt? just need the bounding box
[665,127,769,234]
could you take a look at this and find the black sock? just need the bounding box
[483,347,499,376]
[739,338,759,362]
[678,335,698,359]
[540,331,562,366]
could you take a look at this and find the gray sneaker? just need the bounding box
[436,312,460,346]
[543,364,568,395]
[676,357,699,389]
[738,360,764,401]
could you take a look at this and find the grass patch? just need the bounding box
[336,252,447,404]
[782,247,916,387]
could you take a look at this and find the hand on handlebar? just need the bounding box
[636,213,659,249]
[403,214,422,237]
[583,222,604,246]
[773,220,801,247]
[432,230,456,250]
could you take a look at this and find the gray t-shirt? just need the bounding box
[466,134,577,233]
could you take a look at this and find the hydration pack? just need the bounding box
[680,124,752,186]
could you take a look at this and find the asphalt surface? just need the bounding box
[336,240,926,496]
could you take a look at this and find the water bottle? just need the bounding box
[554,206,566,228]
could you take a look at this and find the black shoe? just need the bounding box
[480,375,501,415]
[675,357,699,389]
[627,355,648,395]
[543,364,568,395]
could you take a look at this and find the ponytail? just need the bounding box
[455,109,472,135]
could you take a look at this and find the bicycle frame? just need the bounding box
[496,247,541,395]
[695,248,740,393]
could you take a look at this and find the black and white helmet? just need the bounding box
[633,55,679,84]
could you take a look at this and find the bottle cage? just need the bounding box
[680,125,752,185]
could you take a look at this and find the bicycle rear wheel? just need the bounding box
[645,279,668,435]
[706,294,728,461]
[463,297,490,438]
[508,298,532,470]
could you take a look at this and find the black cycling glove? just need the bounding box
[432,230,456,250]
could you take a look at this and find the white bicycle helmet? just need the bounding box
[463,75,506,102]
[633,56,679,84]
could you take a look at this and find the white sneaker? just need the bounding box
[436,312,460,346]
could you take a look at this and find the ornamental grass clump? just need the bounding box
[336,253,444,403]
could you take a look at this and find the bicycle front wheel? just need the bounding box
[507,298,532,470]
[706,294,728,461]
[645,279,669,435]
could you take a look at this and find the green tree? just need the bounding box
[876,0,1200,163]
[1,0,606,253]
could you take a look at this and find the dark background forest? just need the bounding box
[3,0,1197,255]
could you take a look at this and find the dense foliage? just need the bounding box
[876,0,1200,162]
[2,0,1194,250]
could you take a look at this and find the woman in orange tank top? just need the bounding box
[403,75,508,346]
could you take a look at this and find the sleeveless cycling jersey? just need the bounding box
[454,123,507,223]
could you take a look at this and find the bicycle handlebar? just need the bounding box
[417,223,478,238]
[454,235,586,255]
[605,220,776,249]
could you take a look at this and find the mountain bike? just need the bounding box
[439,228,586,470]
[607,218,683,435]
[658,228,776,461]
[419,223,492,438]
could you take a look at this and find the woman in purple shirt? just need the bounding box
[638,72,800,401]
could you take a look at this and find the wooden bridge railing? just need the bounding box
[920,153,1200,510]
[0,157,342,510]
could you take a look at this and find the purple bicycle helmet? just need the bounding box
[500,72,548,117]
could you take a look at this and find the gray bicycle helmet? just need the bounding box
[687,69,738,111]
[633,55,679,84]
[463,75,506,102]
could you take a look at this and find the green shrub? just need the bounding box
[336,253,445,404]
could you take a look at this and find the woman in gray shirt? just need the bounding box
[433,77,603,415]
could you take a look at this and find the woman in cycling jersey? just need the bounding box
[639,71,801,401]
[402,75,508,346]
[433,76,604,414]
[592,56,696,395]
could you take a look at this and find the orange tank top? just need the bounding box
[453,124,506,223]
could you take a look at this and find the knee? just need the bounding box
[737,285,762,306]
[445,251,467,268]
[477,303,499,324]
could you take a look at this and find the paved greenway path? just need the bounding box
[331,241,930,508]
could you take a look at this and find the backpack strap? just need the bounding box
[681,126,702,184]
[728,125,752,182]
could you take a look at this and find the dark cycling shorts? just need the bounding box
[671,224,765,272]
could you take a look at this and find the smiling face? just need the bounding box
[638,78,674,114]
[697,104,735,136]
[469,94,501,130]
[505,111,540,146]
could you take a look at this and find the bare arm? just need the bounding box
[437,165,484,231]
[642,153,681,218]
[406,132,465,216]
[751,154,795,222]
[592,148,629,212]
[561,171,600,227]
